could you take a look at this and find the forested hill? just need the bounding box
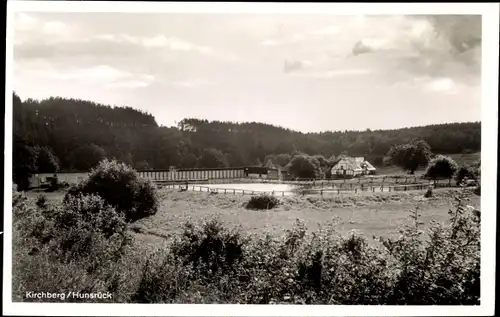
[13,94,481,173]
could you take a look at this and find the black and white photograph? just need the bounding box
[3,2,498,316]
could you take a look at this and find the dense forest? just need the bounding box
[13,94,481,177]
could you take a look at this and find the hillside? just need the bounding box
[13,94,481,177]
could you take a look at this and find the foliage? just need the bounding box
[455,164,479,185]
[65,159,159,222]
[36,146,60,173]
[275,153,292,167]
[47,176,60,192]
[196,148,229,168]
[70,143,107,171]
[286,155,321,179]
[389,139,433,174]
[12,190,133,302]
[13,94,480,173]
[246,194,280,210]
[12,183,480,304]
[424,155,459,179]
[424,187,433,198]
[13,138,38,190]
[134,191,480,304]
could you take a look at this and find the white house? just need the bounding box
[331,157,376,177]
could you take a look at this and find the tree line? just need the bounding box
[12,94,481,188]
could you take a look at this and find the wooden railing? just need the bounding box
[158,181,461,197]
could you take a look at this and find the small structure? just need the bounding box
[244,166,269,179]
[330,156,376,178]
[267,168,280,180]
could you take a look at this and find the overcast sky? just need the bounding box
[12,12,481,132]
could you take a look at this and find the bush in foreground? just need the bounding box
[12,191,133,302]
[246,194,280,210]
[65,159,159,222]
[134,190,480,305]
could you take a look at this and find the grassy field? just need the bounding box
[449,152,481,166]
[25,183,480,251]
[375,152,480,176]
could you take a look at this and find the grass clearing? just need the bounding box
[25,187,479,245]
[25,186,479,246]
[129,187,479,247]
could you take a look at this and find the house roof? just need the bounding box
[332,157,363,171]
[362,161,376,171]
[331,157,376,171]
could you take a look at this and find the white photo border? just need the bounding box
[4,2,498,316]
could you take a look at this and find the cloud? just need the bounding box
[15,13,38,31]
[47,65,155,88]
[311,69,373,79]
[261,39,279,46]
[352,40,377,56]
[14,13,74,44]
[13,14,236,64]
[261,25,341,48]
[283,60,312,73]
[171,78,214,89]
[309,25,340,36]
[424,77,458,94]
[349,15,481,80]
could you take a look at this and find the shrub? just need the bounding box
[381,197,480,304]
[286,155,321,179]
[425,155,459,180]
[455,165,478,185]
[133,191,480,305]
[246,194,280,210]
[65,159,159,222]
[388,139,432,174]
[45,176,60,192]
[424,187,433,198]
[12,190,133,302]
[171,217,246,276]
[134,217,247,303]
[36,194,48,209]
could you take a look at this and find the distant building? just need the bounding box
[29,172,88,187]
[330,156,376,177]
[28,166,281,188]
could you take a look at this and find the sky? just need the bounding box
[12,12,482,133]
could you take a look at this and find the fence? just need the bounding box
[159,181,458,197]
[160,183,290,197]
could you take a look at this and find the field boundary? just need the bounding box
[159,181,463,197]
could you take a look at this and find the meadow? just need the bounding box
[26,186,479,250]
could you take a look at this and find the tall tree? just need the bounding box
[424,155,459,180]
[388,139,433,174]
[197,148,228,168]
[36,146,59,173]
[71,144,107,171]
[13,138,38,190]
[287,155,321,179]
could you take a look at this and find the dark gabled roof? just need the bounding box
[244,166,269,174]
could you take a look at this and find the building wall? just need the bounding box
[247,173,268,179]
[30,172,89,187]
[137,168,246,181]
[268,170,279,179]
[30,168,260,187]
